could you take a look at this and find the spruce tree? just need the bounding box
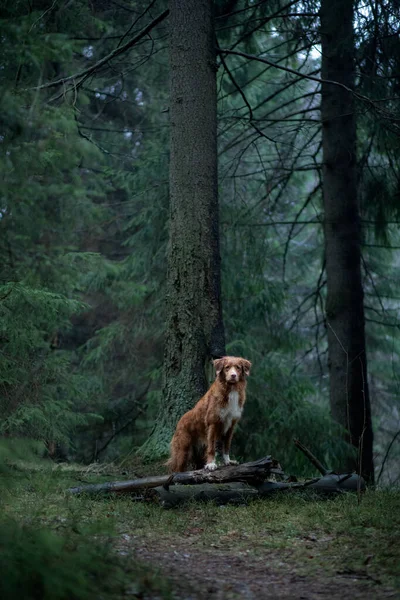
[140,0,226,458]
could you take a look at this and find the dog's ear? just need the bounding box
[213,358,225,376]
[241,359,251,376]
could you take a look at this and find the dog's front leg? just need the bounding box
[222,423,238,466]
[204,425,218,471]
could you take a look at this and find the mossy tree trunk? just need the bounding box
[320,0,374,482]
[140,0,225,458]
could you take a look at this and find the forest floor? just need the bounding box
[3,458,400,600]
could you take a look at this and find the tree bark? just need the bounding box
[320,0,374,482]
[140,0,225,458]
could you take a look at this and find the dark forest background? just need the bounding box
[1,0,400,486]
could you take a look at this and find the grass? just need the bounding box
[0,461,175,600]
[2,459,400,597]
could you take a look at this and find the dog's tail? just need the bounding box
[165,430,192,473]
[165,456,174,473]
[165,439,177,473]
[165,445,186,473]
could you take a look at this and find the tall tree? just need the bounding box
[141,0,225,458]
[320,0,374,481]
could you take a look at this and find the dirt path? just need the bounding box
[117,535,398,600]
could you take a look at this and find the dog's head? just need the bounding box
[213,356,251,384]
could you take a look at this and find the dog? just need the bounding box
[167,356,251,472]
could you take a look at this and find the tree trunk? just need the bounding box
[320,0,374,482]
[140,0,225,458]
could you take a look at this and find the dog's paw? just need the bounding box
[204,461,217,471]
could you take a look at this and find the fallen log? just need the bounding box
[256,472,365,494]
[66,442,366,505]
[67,455,281,496]
[152,473,366,508]
[152,482,258,508]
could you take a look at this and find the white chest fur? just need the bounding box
[220,391,242,434]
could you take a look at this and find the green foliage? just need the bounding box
[237,365,351,475]
[0,448,173,600]
[0,2,109,449]
[0,0,399,479]
[0,519,125,600]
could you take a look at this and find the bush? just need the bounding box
[0,519,124,600]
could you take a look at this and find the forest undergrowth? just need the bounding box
[1,456,399,599]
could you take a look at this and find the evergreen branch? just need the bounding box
[290,343,319,375]
[218,40,318,103]
[254,92,320,121]
[256,107,320,121]
[93,383,151,460]
[29,9,169,92]
[287,266,326,362]
[314,257,326,377]
[220,48,355,92]
[216,0,274,20]
[226,218,400,227]
[217,39,253,122]
[252,69,320,115]
[251,139,269,195]
[28,0,57,32]
[117,0,158,48]
[363,243,400,249]
[224,219,321,227]
[365,318,400,327]
[289,277,327,329]
[218,48,400,116]
[109,0,147,13]
[0,285,16,301]
[217,13,318,31]
[282,181,322,281]
[268,123,321,212]
[71,36,124,41]
[250,121,280,145]
[361,254,386,314]
[228,0,305,51]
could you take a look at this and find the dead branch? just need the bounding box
[29,9,169,93]
[377,429,400,484]
[293,439,328,475]
[219,48,399,124]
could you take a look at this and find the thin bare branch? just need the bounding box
[29,9,169,92]
[377,430,400,484]
[219,48,400,118]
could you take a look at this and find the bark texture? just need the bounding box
[141,0,225,457]
[320,0,374,482]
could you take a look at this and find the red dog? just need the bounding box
[167,356,251,472]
